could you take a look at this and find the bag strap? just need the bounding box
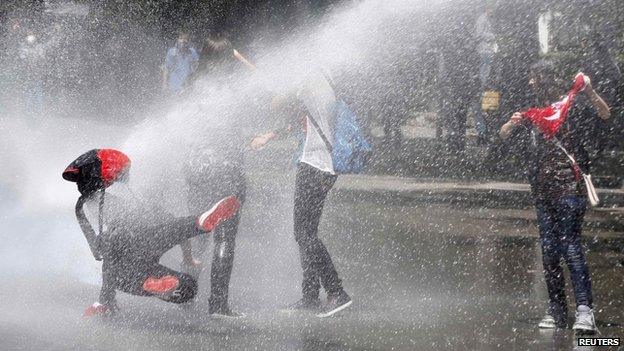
[302,71,338,153]
[306,112,333,153]
[75,194,103,261]
[552,137,586,184]
[98,189,105,237]
[321,69,338,96]
[552,137,580,170]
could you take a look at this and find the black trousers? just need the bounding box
[294,162,342,298]
[445,100,469,152]
[185,161,246,309]
[100,216,201,305]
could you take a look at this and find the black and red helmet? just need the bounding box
[63,149,131,195]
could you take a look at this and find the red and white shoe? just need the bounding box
[143,275,180,301]
[84,301,115,317]
[196,196,241,232]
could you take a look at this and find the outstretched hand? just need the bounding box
[250,132,275,151]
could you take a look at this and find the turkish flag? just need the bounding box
[523,73,589,139]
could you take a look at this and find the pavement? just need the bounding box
[332,174,624,230]
[1,141,624,351]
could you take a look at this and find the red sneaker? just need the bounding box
[84,302,111,317]
[196,196,241,232]
[143,275,179,295]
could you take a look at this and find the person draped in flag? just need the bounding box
[499,60,610,334]
[63,149,241,316]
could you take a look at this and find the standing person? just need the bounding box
[474,4,499,144]
[438,17,479,153]
[162,31,199,95]
[251,71,352,318]
[499,62,610,334]
[181,34,256,317]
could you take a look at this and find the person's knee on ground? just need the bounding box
[143,274,198,304]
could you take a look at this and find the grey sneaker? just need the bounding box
[210,306,245,319]
[538,312,566,329]
[287,297,322,312]
[572,305,596,334]
[316,290,352,318]
[538,313,556,329]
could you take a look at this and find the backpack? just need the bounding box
[307,99,372,174]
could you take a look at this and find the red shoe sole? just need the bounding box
[197,196,241,232]
[143,275,179,295]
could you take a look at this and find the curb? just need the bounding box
[333,174,624,209]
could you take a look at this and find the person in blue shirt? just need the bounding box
[162,31,199,95]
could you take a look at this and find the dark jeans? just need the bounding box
[536,195,593,316]
[294,162,343,299]
[100,216,201,304]
[446,101,468,152]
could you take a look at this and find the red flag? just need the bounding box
[523,73,589,139]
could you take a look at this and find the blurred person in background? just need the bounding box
[162,30,199,95]
[473,3,499,144]
[438,28,478,153]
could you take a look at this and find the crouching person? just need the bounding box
[62,149,240,316]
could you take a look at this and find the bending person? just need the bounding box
[252,71,352,318]
[62,149,240,316]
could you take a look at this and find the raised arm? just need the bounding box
[233,49,257,71]
[584,79,611,120]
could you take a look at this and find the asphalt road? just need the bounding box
[1,163,624,351]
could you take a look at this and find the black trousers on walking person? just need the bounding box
[294,162,343,299]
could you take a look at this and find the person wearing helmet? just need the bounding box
[63,149,241,316]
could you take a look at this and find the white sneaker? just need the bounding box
[537,312,568,329]
[538,313,556,329]
[572,305,597,334]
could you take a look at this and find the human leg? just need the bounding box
[113,260,198,304]
[536,202,568,326]
[294,163,343,297]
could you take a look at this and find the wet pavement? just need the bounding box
[1,166,624,351]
